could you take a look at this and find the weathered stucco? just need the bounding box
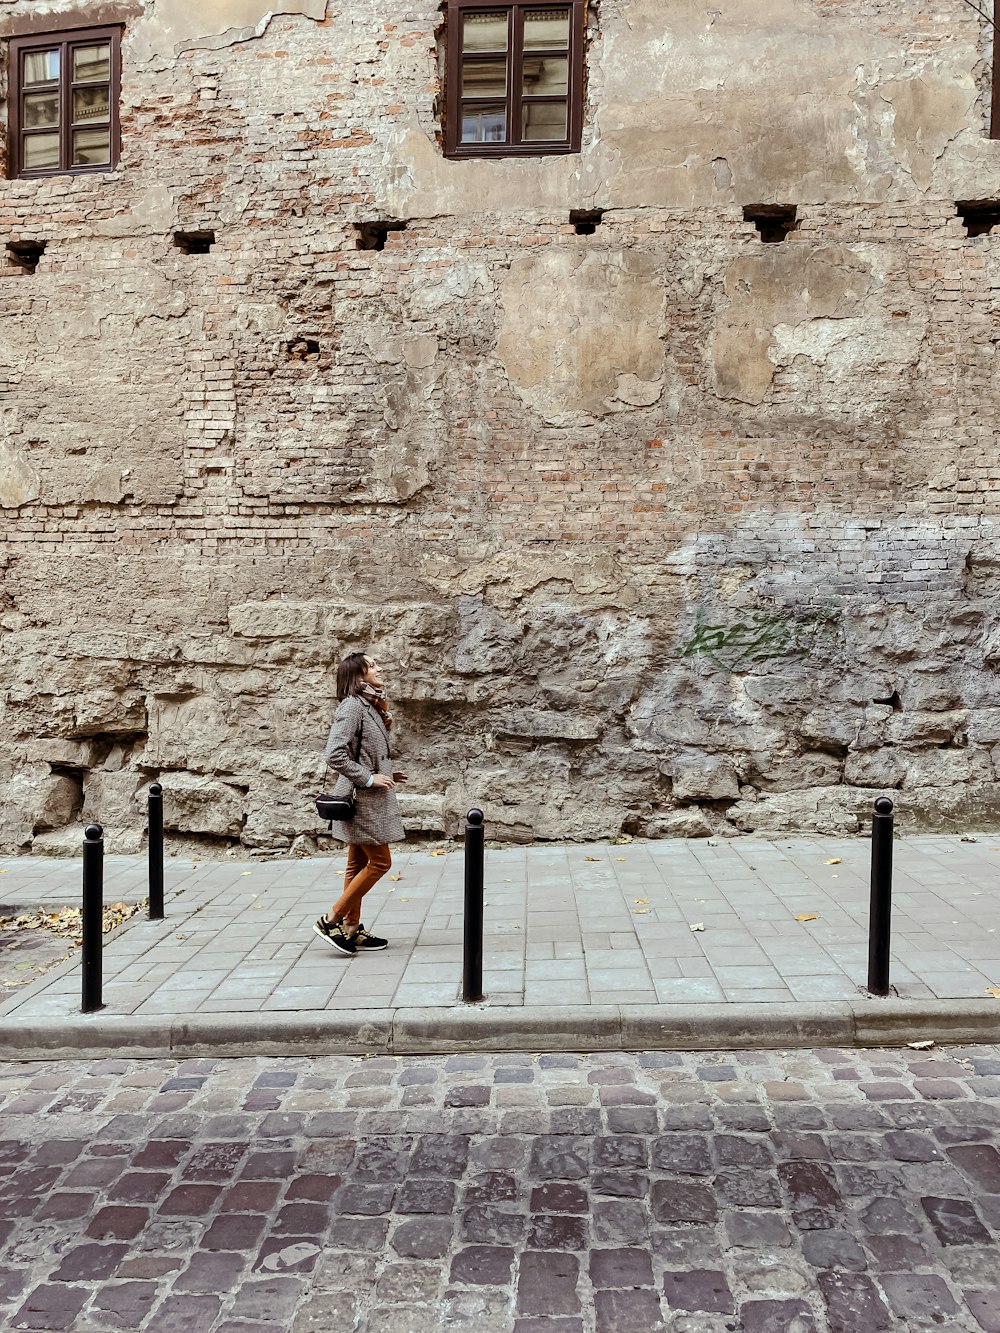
[2,0,1000,854]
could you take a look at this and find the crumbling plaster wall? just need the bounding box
[2,0,1000,853]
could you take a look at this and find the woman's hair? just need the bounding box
[336,651,393,730]
[336,651,369,701]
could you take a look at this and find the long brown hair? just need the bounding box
[336,651,393,729]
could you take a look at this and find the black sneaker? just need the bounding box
[313,917,356,956]
[354,924,388,951]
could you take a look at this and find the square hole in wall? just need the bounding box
[7,240,46,273]
[743,205,798,243]
[569,209,605,235]
[354,220,408,251]
[956,201,1000,237]
[173,230,216,255]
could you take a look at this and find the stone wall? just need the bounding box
[2,0,1000,853]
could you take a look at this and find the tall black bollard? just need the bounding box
[148,783,164,920]
[82,823,105,1014]
[867,796,895,997]
[463,808,485,1003]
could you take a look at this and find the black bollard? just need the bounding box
[82,823,105,1014]
[867,796,895,997]
[463,808,485,1003]
[148,783,164,920]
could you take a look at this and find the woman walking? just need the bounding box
[315,651,406,956]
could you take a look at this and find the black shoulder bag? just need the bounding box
[316,722,364,822]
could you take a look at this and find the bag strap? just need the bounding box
[316,711,365,790]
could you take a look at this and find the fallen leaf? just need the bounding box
[690,923,705,932]
[633,908,650,915]
[825,858,841,865]
[388,875,402,881]
[634,898,650,905]
[429,849,447,857]
[584,856,600,862]
[907,1039,935,1050]
[241,872,253,877]
[795,913,819,923]
[400,897,409,902]
[987,988,1000,999]
[616,857,626,862]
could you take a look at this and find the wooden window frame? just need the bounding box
[444,0,585,159]
[9,26,122,179]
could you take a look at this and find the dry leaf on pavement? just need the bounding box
[795,914,820,922]
[825,858,841,865]
[690,923,705,932]
[907,1039,935,1050]
[584,856,600,862]
[987,988,1000,999]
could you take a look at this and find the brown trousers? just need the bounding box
[330,843,392,929]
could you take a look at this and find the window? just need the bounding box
[9,27,121,178]
[445,1,585,158]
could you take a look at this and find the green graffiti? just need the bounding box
[680,607,839,671]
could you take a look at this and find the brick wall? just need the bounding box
[2,0,1000,851]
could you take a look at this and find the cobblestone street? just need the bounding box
[1,1048,999,1331]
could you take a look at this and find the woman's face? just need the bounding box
[362,656,384,689]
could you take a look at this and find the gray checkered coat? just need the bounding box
[322,695,405,846]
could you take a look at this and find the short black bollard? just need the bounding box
[148,783,164,921]
[463,808,485,1003]
[867,796,895,997]
[82,823,105,1014]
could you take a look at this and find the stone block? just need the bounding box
[397,793,446,834]
[160,775,247,837]
[669,756,740,802]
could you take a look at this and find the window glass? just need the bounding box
[462,58,508,97]
[461,102,507,142]
[24,133,60,169]
[522,100,567,139]
[23,91,60,128]
[73,44,111,82]
[523,8,570,49]
[24,50,60,84]
[73,86,111,122]
[522,54,567,96]
[462,11,508,51]
[72,126,111,165]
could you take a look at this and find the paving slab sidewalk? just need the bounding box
[1,835,1000,1057]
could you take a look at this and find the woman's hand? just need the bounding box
[392,771,408,783]
[371,774,396,790]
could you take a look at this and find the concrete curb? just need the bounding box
[1,999,999,1061]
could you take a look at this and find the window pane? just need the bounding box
[73,127,111,166]
[461,101,507,143]
[23,133,60,169]
[522,99,567,140]
[74,86,111,123]
[462,58,507,97]
[73,44,111,83]
[522,54,568,96]
[23,90,60,129]
[523,8,570,49]
[462,11,508,52]
[24,50,60,84]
